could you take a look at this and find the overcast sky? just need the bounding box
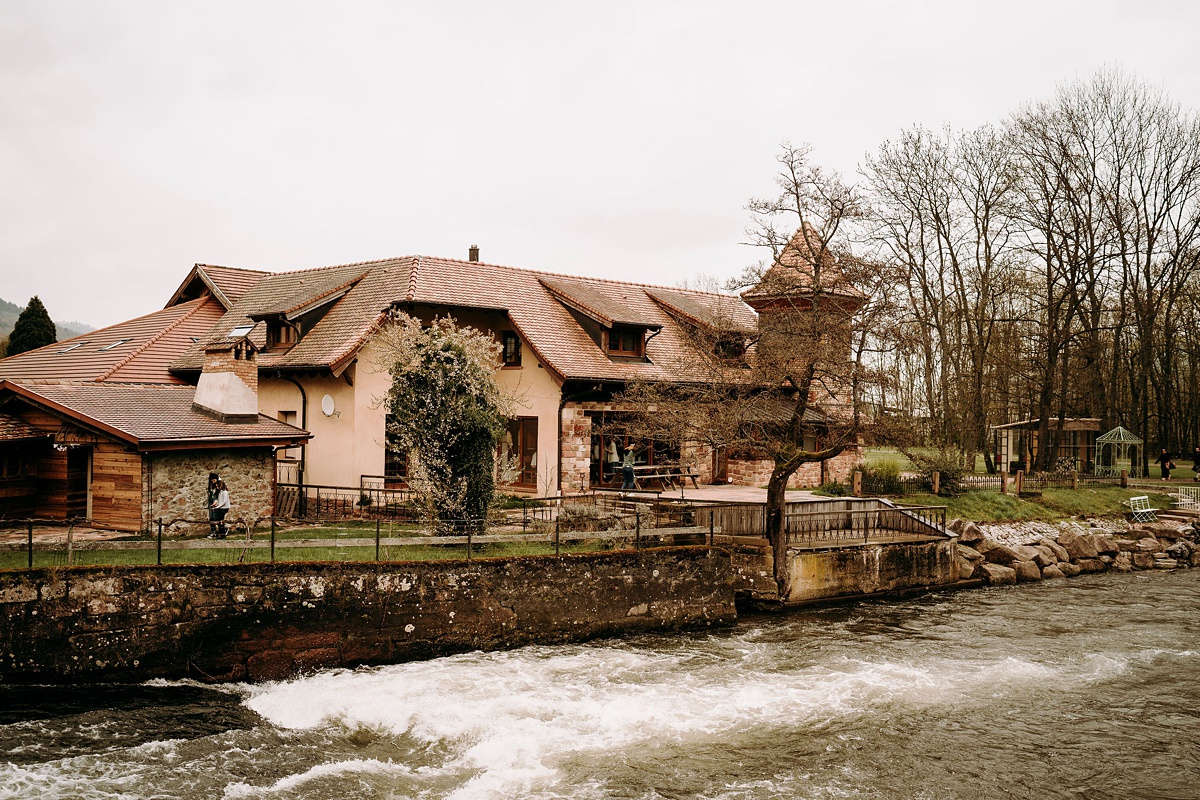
[3,1,1199,329]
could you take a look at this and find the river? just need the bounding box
[3,569,1199,799]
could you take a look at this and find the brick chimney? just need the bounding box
[193,338,260,423]
[469,244,480,262]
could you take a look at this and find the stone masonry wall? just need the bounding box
[148,448,275,534]
[0,548,735,684]
[727,446,861,489]
[559,405,592,494]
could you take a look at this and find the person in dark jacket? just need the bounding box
[1155,448,1173,481]
[1192,447,1200,482]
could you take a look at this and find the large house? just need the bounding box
[0,238,861,528]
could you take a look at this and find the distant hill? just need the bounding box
[0,296,93,344]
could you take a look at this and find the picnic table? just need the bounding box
[629,464,701,491]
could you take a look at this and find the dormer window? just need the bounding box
[229,324,254,338]
[501,331,521,367]
[267,321,298,350]
[608,326,644,357]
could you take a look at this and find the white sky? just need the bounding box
[3,0,1199,329]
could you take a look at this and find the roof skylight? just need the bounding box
[228,324,254,337]
[97,339,131,352]
[56,342,87,354]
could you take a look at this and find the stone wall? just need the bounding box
[727,446,862,489]
[147,448,275,534]
[0,547,735,684]
[786,539,959,603]
[559,405,592,494]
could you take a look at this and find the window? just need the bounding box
[608,326,644,357]
[500,417,538,487]
[384,413,408,484]
[56,342,87,354]
[229,324,254,338]
[277,411,300,460]
[97,339,131,352]
[501,331,521,366]
[267,321,298,350]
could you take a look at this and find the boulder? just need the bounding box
[1111,552,1133,572]
[1076,558,1107,573]
[1137,537,1162,553]
[947,518,968,535]
[1058,530,1099,560]
[1114,538,1138,552]
[974,536,1001,554]
[978,563,1017,586]
[1013,561,1042,582]
[1041,564,1066,580]
[1059,562,1083,577]
[1154,558,1180,569]
[984,543,1026,566]
[1044,539,1071,562]
[1090,535,1120,555]
[1032,546,1058,567]
[959,522,985,544]
[1132,552,1157,570]
[1166,540,1196,560]
[1012,544,1042,562]
[957,544,984,562]
[957,557,976,580]
[1192,550,1200,568]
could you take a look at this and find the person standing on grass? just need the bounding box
[1192,446,1200,482]
[208,479,231,538]
[1156,448,1173,481]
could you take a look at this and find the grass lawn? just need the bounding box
[895,487,1174,523]
[0,526,656,571]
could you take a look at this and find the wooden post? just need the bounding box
[1016,469,1025,495]
[157,519,163,565]
[375,518,381,561]
[270,516,276,563]
[932,471,940,496]
[66,521,75,567]
[1121,469,1128,488]
[852,470,863,497]
[709,511,715,546]
[1000,470,1008,494]
[1071,470,1079,490]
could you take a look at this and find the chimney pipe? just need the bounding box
[469,244,479,262]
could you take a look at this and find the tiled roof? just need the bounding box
[0,297,225,385]
[0,381,310,449]
[741,226,864,307]
[645,288,757,333]
[0,413,49,442]
[539,277,663,328]
[170,255,762,384]
[196,264,272,306]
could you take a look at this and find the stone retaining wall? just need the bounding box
[0,548,735,684]
[786,539,959,603]
[952,518,1200,584]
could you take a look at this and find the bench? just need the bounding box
[1124,495,1159,523]
[1171,486,1200,510]
[629,466,701,491]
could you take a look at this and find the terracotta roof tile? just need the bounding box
[169,254,760,384]
[0,382,310,447]
[0,298,225,385]
[0,413,49,442]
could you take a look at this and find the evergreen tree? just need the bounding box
[7,296,57,356]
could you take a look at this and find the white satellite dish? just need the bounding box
[321,394,336,416]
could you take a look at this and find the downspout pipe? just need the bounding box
[281,375,308,490]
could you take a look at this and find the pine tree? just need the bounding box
[7,296,57,356]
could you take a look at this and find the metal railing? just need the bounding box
[783,504,947,547]
[0,509,723,571]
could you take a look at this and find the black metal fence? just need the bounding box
[783,504,947,547]
[0,505,722,571]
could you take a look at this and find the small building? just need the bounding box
[0,332,308,531]
[991,417,1102,473]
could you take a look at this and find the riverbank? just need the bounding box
[950,514,1200,583]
